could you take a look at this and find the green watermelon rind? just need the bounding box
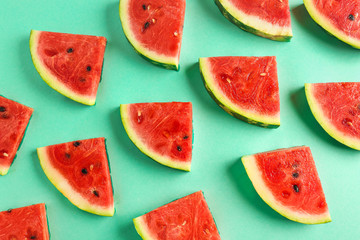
[241,147,332,224]
[29,30,99,106]
[199,58,280,128]
[120,104,191,172]
[215,0,292,42]
[37,145,115,217]
[303,0,360,49]
[305,83,360,150]
[133,216,157,240]
[119,0,180,71]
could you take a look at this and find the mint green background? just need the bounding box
[1,0,359,239]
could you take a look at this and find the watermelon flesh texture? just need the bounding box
[0,203,50,240]
[134,191,221,240]
[199,56,280,128]
[0,96,33,175]
[305,82,360,150]
[215,0,292,41]
[242,146,331,224]
[37,137,114,216]
[120,102,192,171]
[303,0,360,49]
[119,0,185,70]
[29,30,107,105]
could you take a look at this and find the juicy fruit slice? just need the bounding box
[0,96,33,175]
[134,191,221,240]
[37,137,114,216]
[29,30,107,105]
[199,56,280,128]
[120,102,192,171]
[215,0,292,41]
[242,146,331,224]
[0,203,50,239]
[119,0,185,70]
[305,82,360,150]
[303,0,360,49]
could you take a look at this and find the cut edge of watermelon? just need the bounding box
[0,166,10,176]
[215,0,292,41]
[37,146,115,216]
[29,30,97,105]
[241,152,331,224]
[133,216,157,240]
[120,104,191,171]
[199,58,280,128]
[305,83,360,150]
[119,0,180,71]
[303,0,360,49]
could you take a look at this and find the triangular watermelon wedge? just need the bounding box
[305,82,360,150]
[0,95,33,176]
[242,146,331,224]
[0,203,50,239]
[120,102,192,171]
[215,0,292,41]
[119,0,186,70]
[199,56,280,128]
[29,30,107,105]
[133,191,221,239]
[37,137,114,216]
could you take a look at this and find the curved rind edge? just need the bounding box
[241,154,331,224]
[133,216,156,240]
[118,0,180,71]
[37,147,115,216]
[305,84,360,150]
[120,104,191,171]
[303,0,360,49]
[199,58,280,128]
[29,30,96,105]
[215,0,292,42]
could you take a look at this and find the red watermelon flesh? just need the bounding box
[242,146,331,224]
[0,96,33,176]
[0,203,49,239]
[199,56,280,127]
[120,102,192,171]
[30,30,107,105]
[133,191,221,239]
[119,0,186,70]
[305,82,360,150]
[37,137,114,216]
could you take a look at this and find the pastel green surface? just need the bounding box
[0,0,359,239]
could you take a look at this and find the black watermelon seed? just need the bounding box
[177,146,182,151]
[65,153,71,159]
[293,185,300,193]
[30,236,36,239]
[80,78,86,82]
[292,172,299,178]
[348,14,355,21]
[67,48,73,53]
[81,168,88,174]
[93,190,99,197]
[0,106,5,112]
[7,209,12,213]
[73,141,81,147]
[142,4,146,10]
[86,66,91,71]
[183,135,189,139]
[144,22,150,29]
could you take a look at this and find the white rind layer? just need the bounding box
[133,216,158,240]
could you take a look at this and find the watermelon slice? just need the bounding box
[0,96,33,176]
[199,56,280,128]
[119,0,186,70]
[37,137,114,216]
[305,82,360,150]
[241,146,331,224]
[133,191,221,239]
[215,0,292,41]
[120,102,192,171]
[29,30,107,105]
[303,0,360,49]
[0,203,50,239]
